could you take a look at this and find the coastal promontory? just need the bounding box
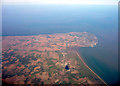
[2,32,106,85]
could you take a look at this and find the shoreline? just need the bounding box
[74,50,108,85]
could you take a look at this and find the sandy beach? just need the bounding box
[75,50,108,85]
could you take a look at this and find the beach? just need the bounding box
[75,50,108,85]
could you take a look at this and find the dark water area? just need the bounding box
[65,65,69,70]
[2,5,118,84]
[78,46,118,84]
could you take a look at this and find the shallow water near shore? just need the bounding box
[78,46,118,84]
[2,4,118,84]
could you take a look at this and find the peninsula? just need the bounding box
[2,32,107,85]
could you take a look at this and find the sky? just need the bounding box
[2,0,119,5]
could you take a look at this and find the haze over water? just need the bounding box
[2,4,118,84]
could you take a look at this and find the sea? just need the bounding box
[2,4,118,84]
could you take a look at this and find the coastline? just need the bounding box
[75,50,108,85]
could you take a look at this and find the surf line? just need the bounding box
[75,50,108,86]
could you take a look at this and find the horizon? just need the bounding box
[2,0,119,5]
